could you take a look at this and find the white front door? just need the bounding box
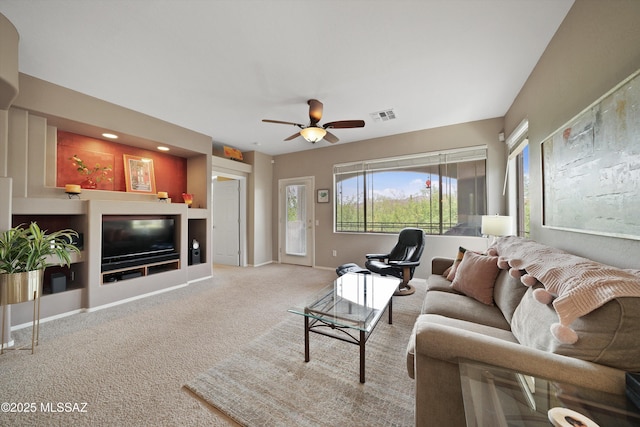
[279,177,314,266]
[213,178,240,266]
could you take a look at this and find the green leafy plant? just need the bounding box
[69,154,113,183]
[0,223,80,274]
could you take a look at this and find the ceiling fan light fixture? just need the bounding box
[300,126,327,143]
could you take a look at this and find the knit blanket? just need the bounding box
[489,236,640,344]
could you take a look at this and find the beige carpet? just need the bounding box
[185,278,424,427]
[0,264,424,426]
[0,264,349,426]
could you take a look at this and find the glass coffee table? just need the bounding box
[459,359,640,427]
[288,272,399,383]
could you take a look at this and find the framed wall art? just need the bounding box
[317,189,330,203]
[542,68,640,240]
[123,154,156,193]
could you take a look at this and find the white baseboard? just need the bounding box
[85,283,188,313]
[188,275,212,284]
[251,260,273,267]
[11,309,84,331]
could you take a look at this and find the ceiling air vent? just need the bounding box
[370,109,396,122]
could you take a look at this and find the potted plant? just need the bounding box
[0,222,80,305]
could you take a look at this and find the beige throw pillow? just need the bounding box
[451,251,500,305]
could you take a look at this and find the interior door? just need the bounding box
[279,177,314,266]
[213,178,240,266]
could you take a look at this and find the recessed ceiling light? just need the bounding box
[157,146,170,151]
[102,133,118,139]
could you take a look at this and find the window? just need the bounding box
[506,119,529,238]
[334,147,487,235]
[516,144,530,237]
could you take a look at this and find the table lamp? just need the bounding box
[481,215,513,245]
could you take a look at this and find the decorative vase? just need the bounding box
[0,270,43,355]
[80,178,97,189]
[0,270,43,305]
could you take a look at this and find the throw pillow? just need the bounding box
[442,266,452,278]
[451,251,500,305]
[445,246,467,281]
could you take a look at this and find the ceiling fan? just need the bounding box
[262,99,365,143]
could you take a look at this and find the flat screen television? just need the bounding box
[101,216,178,271]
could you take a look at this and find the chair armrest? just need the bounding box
[388,260,420,267]
[412,314,626,394]
[366,253,389,260]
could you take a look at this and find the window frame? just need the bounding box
[505,119,529,238]
[333,145,488,235]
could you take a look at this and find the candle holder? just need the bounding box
[65,184,82,199]
[157,191,169,202]
[182,193,194,208]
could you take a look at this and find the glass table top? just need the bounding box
[459,360,640,427]
[288,272,398,332]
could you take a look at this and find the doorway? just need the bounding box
[212,174,247,266]
[278,176,314,266]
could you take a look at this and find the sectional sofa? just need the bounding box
[406,236,640,426]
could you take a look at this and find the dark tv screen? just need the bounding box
[102,217,176,261]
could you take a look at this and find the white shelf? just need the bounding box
[188,208,208,219]
[12,197,86,215]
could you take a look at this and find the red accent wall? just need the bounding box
[56,131,187,201]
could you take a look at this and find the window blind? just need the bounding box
[333,145,487,175]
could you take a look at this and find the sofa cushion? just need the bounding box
[451,251,500,305]
[492,269,529,324]
[421,290,510,331]
[426,273,462,294]
[492,236,640,344]
[511,287,640,372]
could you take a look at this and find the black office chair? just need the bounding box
[365,228,425,296]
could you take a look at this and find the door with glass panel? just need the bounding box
[279,177,314,266]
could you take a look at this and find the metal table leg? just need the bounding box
[360,330,366,383]
[304,315,310,363]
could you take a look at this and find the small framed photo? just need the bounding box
[123,154,156,193]
[317,189,329,203]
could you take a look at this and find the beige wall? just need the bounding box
[244,150,274,266]
[273,118,505,277]
[505,0,640,268]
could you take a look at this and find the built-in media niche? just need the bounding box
[101,215,179,273]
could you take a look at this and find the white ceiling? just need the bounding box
[0,0,574,156]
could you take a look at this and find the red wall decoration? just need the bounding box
[56,131,188,201]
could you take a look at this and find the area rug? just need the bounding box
[184,280,425,427]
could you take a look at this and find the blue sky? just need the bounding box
[337,171,453,200]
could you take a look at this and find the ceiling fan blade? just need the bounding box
[324,131,339,143]
[262,119,305,128]
[284,132,301,141]
[323,120,365,129]
[308,99,323,125]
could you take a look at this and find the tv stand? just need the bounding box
[101,252,180,272]
[101,259,180,284]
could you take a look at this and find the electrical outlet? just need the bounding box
[332,250,337,257]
